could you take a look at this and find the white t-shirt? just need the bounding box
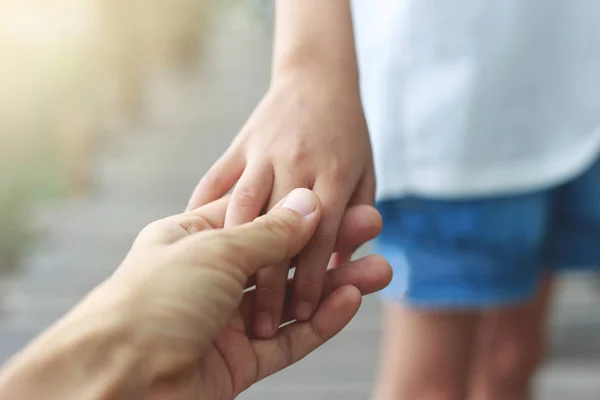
[352,0,600,200]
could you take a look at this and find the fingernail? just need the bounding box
[282,189,316,216]
[295,301,313,321]
[255,313,274,337]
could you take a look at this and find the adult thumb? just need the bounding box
[194,189,322,277]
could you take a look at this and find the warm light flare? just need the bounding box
[0,2,94,49]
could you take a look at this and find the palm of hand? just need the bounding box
[146,310,255,400]
[139,268,368,400]
[143,276,369,400]
[123,197,388,400]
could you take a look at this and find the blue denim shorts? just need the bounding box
[374,157,600,309]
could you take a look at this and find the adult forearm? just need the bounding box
[272,0,359,87]
[0,286,144,399]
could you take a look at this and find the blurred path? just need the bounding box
[0,6,598,399]
[0,4,271,361]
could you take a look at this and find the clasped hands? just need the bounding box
[0,189,390,400]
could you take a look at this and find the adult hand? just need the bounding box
[188,73,374,338]
[132,189,388,399]
[0,189,389,400]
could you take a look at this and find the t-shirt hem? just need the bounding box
[376,127,600,201]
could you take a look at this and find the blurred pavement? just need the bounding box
[0,7,599,400]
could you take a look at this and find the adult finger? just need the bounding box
[251,285,361,383]
[183,194,231,229]
[240,254,391,330]
[243,204,382,290]
[253,173,308,338]
[284,255,389,324]
[185,189,321,279]
[135,195,231,245]
[291,179,352,321]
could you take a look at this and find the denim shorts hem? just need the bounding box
[378,282,538,310]
[374,154,600,310]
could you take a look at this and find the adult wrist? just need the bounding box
[0,283,146,399]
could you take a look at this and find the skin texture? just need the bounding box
[187,0,374,339]
[0,189,391,400]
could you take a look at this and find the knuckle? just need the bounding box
[138,218,170,239]
[142,219,163,233]
[309,318,326,343]
[295,273,323,293]
[190,234,248,283]
[260,214,297,242]
[256,285,280,299]
[232,187,260,210]
[255,285,284,309]
[327,159,350,182]
[276,333,294,367]
[182,214,214,232]
[311,225,338,247]
[286,146,309,166]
